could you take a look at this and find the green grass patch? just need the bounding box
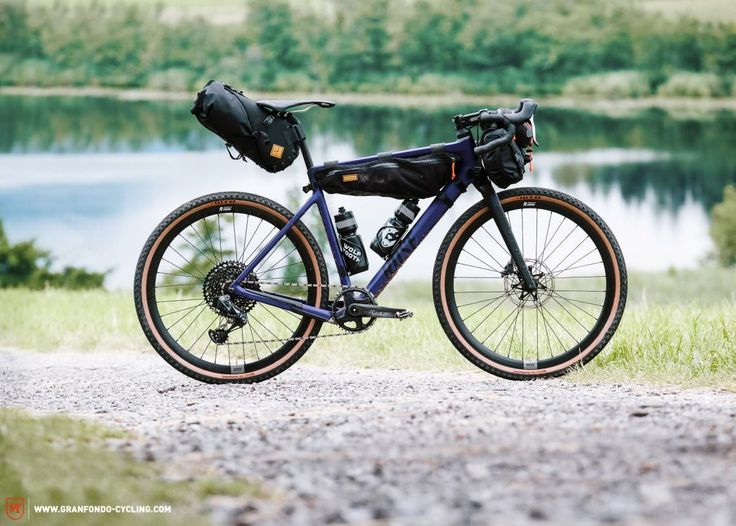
[0,408,261,525]
[1,267,736,388]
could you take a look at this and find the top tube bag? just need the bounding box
[191,81,301,173]
[314,153,457,200]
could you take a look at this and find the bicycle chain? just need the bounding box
[220,280,371,346]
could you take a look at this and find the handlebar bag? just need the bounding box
[314,153,456,199]
[479,127,528,188]
[191,81,300,173]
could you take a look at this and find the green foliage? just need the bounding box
[656,71,725,97]
[562,71,652,98]
[711,185,736,266]
[0,0,735,95]
[0,220,105,289]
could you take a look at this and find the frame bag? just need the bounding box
[191,81,300,173]
[480,123,534,188]
[315,153,456,200]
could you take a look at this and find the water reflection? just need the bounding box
[0,95,733,287]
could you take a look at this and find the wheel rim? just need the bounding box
[445,197,618,371]
[144,202,321,374]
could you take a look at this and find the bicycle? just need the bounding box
[134,89,627,383]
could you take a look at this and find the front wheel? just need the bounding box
[433,187,627,379]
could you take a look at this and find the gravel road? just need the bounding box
[2,347,736,526]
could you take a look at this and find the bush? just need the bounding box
[656,72,725,97]
[562,71,652,98]
[0,220,105,289]
[711,185,736,266]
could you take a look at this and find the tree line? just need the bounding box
[0,0,735,96]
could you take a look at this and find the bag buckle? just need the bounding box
[225,143,246,162]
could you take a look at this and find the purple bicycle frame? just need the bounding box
[229,136,477,322]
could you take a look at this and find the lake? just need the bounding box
[1,95,734,289]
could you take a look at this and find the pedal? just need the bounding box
[348,303,413,320]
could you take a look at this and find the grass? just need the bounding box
[0,408,263,526]
[1,267,735,388]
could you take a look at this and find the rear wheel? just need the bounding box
[433,187,626,379]
[134,192,328,383]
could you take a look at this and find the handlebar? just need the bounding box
[453,99,538,156]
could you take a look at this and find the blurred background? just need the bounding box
[0,0,735,378]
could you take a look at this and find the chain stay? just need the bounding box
[222,280,370,346]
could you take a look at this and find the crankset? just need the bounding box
[332,287,413,332]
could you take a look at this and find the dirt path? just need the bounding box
[2,348,736,525]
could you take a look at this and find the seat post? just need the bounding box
[290,118,314,170]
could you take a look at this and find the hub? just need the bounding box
[503,258,554,308]
[202,261,259,315]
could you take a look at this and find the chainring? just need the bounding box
[202,261,260,315]
[332,286,377,333]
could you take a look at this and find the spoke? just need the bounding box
[539,305,565,357]
[200,217,220,264]
[250,312,289,343]
[551,291,604,309]
[538,212,565,262]
[248,324,261,360]
[549,296,590,332]
[552,294,600,320]
[470,295,509,332]
[200,338,212,360]
[156,297,205,303]
[257,246,297,275]
[248,323,273,354]
[461,245,502,273]
[188,314,219,353]
[466,236,506,273]
[456,294,508,308]
[548,234,588,273]
[460,294,506,323]
[542,224,579,265]
[480,225,511,256]
[456,261,503,273]
[552,261,604,276]
[258,260,304,275]
[243,225,278,267]
[217,214,223,261]
[161,257,205,281]
[166,302,207,331]
[169,245,208,279]
[482,304,521,346]
[178,233,217,267]
[160,301,206,317]
[262,304,299,334]
[539,303,579,346]
[156,282,201,289]
[454,277,505,281]
[505,304,523,358]
[239,218,264,262]
[189,224,219,266]
[177,305,209,343]
[552,248,601,275]
[232,213,238,263]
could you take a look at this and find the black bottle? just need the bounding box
[334,207,369,275]
[370,199,421,259]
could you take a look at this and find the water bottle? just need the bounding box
[334,207,369,275]
[370,199,421,259]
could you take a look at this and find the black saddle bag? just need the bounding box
[191,81,300,173]
[314,153,456,199]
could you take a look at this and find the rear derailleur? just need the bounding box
[208,295,248,344]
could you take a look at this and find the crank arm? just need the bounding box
[348,303,414,319]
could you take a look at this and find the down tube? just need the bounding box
[367,183,464,297]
